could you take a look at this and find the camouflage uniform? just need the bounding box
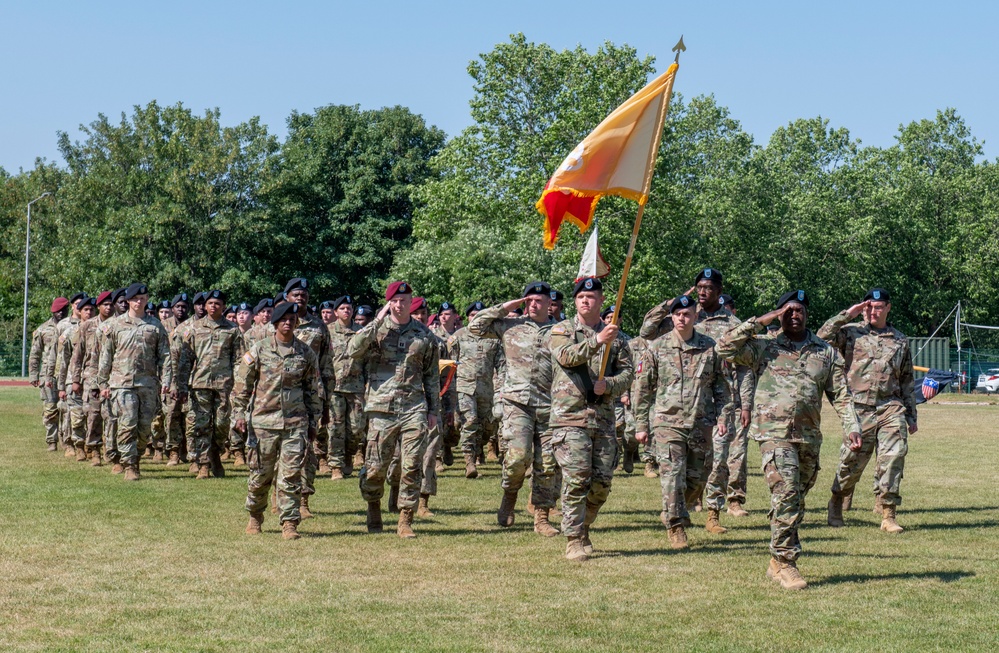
[50,316,80,448]
[627,336,658,467]
[177,315,244,466]
[328,320,366,471]
[726,366,756,505]
[234,335,321,523]
[69,315,113,455]
[447,326,502,461]
[152,315,179,450]
[549,317,633,538]
[818,312,917,507]
[716,319,859,562]
[633,329,732,526]
[347,316,440,510]
[28,316,61,446]
[54,317,87,452]
[97,316,122,462]
[430,323,459,470]
[468,304,558,508]
[97,315,172,467]
[170,319,198,460]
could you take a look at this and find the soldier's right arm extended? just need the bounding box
[346,318,380,360]
[467,304,506,339]
[638,299,671,340]
[815,310,851,351]
[715,319,765,367]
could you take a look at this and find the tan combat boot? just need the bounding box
[526,499,536,516]
[534,508,559,537]
[111,462,124,474]
[497,490,518,527]
[668,525,688,550]
[353,450,365,469]
[48,443,58,452]
[75,445,87,461]
[727,500,749,517]
[644,461,659,478]
[232,451,245,467]
[282,520,301,540]
[435,459,445,474]
[880,504,904,533]
[417,494,434,518]
[388,486,400,513]
[300,495,314,520]
[565,536,589,562]
[486,441,499,463]
[196,464,210,480]
[464,454,478,479]
[767,557,808,590]
[397,508,417,539]
[873,496,884,517]
[271,487,279,515]
[188,461,199,475]
[220,449,231,462]
[317,458,331,476]
[582,502,600,554]
[166,451,180,466]
[152,449,163,463]
[366,501,383,533]
[90,449,103,467]
[246,512,263,535]
[124,465,140,481]
[827,496,845,527]
[705,509,728,534]
[144,445,154,459]
[330,467,345,480]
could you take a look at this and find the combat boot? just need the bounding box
[75,445,87,461]
[65,445,75,458]
[300,495,314,520]
[124,465,140,481]
[282,520,301,540]
[343,460,354,477]
[189,461,199,475]
[220,449,231,462]
[152,449,163,463]
[196,464,210,480]
[827,496,845,527]
[705,509,728,534]
[843,489,854,511]
[366,501,383,533]
[317,458,331,476]
[232,451,245,468]
[353,450,365,469]
[90,449,103,467]
[526,499,536,516]
[727,500,749,517]
[388,486,400,513]
[668,525,688,550]
[486,441,499,463]
[580,526,594,555]
[397,508,416,539]
[497,490,518,527]
[565,536,589,562]
[144,445,154,459]
[534,508,559,537]
[622,449,634,474]
[692,496,703,512]
[873,496,884,517]
[767,557,808,590]
[166,451,180,466]
[880,504,904,533]
[442,446,454,467]
[644,461,659,478]
[245,512,263,535]
[111,462,124,474]
[464,454,478,479]
[582,502,600,553]
[47,443,58,452]
[330,467,345,481]
[435,459,445,474]
[417,494,434,518]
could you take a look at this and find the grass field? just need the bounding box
[1,386,997,652]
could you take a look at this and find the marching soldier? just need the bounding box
[326,295,366,480]
[52,292,88,454]
[29,297,69,450]
[56,296,96,460]
[69,291,115,465]
[354,305,374,327]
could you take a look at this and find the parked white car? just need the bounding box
[976,369,999,393]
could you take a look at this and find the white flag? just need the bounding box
[576,222,611,281]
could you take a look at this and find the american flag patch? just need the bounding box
[243,352,255,365]
[637,361,643,374]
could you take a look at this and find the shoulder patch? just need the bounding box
[243,351,255,365]
[551,324,569,336]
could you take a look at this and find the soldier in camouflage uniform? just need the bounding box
[50,292,88,454]
[627,334,659,478]
[69,291,115,465]
[469,282,560,538]
[176,289,244,479]
[549,277,633,561]
[29,297,69,450]
[243,298,275,348]
[319,300,336,327]
[55,297,96,460]
[603,307,639,474]
[327,295,366,480]
[821,288,917,534]
[716,294,754,517]
[431,302,461,469]
[353,305,374,327]
[236,302,321,541]
[100,288,129,471]
[97,283,173,481]
[447,301,503,479]
[347,281,441,539]
[716,289,860,590]
[227,301,256,465]
[633,295,733,549]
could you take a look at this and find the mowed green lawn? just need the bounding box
[1,386,996,652]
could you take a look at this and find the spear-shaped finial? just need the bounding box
[672,35,686,63]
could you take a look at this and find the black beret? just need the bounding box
[523,281,552,298]
[283,278,308,293]
[270,301,300,324]
[695,268,723,285]
[172,293,190,305]
[439,301,455,312]
[669,294,697,313]
[78,297,97,309]
[356,305,374,316]
[600,306,615,319]
[70,292,89,305]
[111,288,127,303]
[334,295,355,310]
[719,293,734,309]
[157,300,172,310]
[550,290,564,302]
[308,305,317,314]
[125,283,149,300]
[864,288,890,303]
[225,305,238,315]
[237,302,253,313]
[466,301,485,315]
[776,289,809,309]
[273,292,287,304]
[319,300,335,310]
[573,277,603,296]
[145,301,156,311]
[254,298,275,313]
[192,292,207,305]
[205,289,226,303]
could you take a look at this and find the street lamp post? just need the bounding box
[21,192,52,377]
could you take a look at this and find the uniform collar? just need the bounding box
[775,329,820,350]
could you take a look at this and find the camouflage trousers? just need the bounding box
[458,391,498,457]
[83,384,104,452]
[760,439,821,563]
[245,425,306,524]
[151,403,166,451]
[615,403,638,462]
[420,413,444,496]
[552,420,617,538]
[66,389,87,448]
[832,403,908,507]
[500,400,559,509]
[360,410,428,510]
[654,424,712,527]
[725,422,750,504]
[161,394,186,454]
[327,391,366,469]
[640,434,657,464]
[103,391,119,463]
[39,382,59,445]
[58,395,71,446]
[190,389,231,465]
[112,386,161,466]
[704,414,738,511]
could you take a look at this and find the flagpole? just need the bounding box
[598,39,683,379]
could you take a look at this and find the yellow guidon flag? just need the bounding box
[537,62,679,249]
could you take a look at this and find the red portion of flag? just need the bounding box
[541,187,599,250]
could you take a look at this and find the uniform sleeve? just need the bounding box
[423,337,442,415]
[231,345,259,423]
[28,329,44,382]
[176,329,194,394]
[55,332,72,392]
[550,326,600,368]
[825,348,860,436]
[467,304,507,339]
[712,352,734,427]
[816,310,851,353]
[347,318,381,360]
[737,365,756,414]
[158,324,173,389]
[43,332,58,380]
[318,327,335,405]
[715,319,766,368]
[639,299,672,341]
[603,337,633,399]
[633,349,658,434]
[69,326,86,386]
[97,327,115,390]
[899,340,918,428]
[303,350,323,430]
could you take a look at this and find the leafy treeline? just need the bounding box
[2,34,997,339]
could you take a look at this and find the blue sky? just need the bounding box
[2,1,996,173]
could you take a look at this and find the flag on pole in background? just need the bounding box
[576,221,610,281]
[537,62,679,249]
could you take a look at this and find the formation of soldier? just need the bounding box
[27,269,917,588]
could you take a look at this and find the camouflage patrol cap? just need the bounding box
[695,268,723,286]
[523,281,551,298]
[573,277,602,296]
[668,294,696,313]
[124,283,148,300]
[270,301,300,324]
[334,295,355,309]
[466,301,485,315]
[776,289,809,309]
[864,288,890,303]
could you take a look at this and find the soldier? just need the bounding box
[327,295,366,480]
[56,296,97,460]
[159,293,191,466]
[234,302,254,335]
[51,293,89,456]
[319,300,336,326]
[157,300,173,323]
[448,301,503,479]
[69,290,115,465]
[716,289,860,590]
[407,296,448,517]
[227,301,256,465]
[822,288,917,534]
[236,302,321,541]
[633,295,732,549]
[145,301,157,319]
[29,297,69,450]
[97,283,173,481]
[191,292,207,320]
[176,289,243,479]
[244,298,275,346]
[431,301,461,472]
[347,281,441,538]
[469,282,559,538]
[160,293,189,333]
[719,294,754,517]
[354,305,374,327]
[150,299,175,457]
[102,287,129,471]
[603,306,639,474]
[548,290,565,322]
[223,305,238,322]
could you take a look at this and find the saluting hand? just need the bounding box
[501,297,525,313]
[377,303,391,320]
[757,305,788,327]
[846,301,869,320]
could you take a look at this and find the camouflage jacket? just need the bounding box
[468,303,554,408]
[231,335,321,431]
[817,311,917,426]
[347,316,441,415]
[633,329,733,433]
[429,324,457,412]
[69,315,112,387]
[549,316,633,429]
[176,315,244,393]
[329,320,365,394]
[98,314,172,390]
[161,315,179,333]
[639,303,739,342]
[716,319,859,444]
[243,322,271,349]
[52,317,83,392]
[28,317,60,383]
[266,313,335,404]
[447,326,503,396]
